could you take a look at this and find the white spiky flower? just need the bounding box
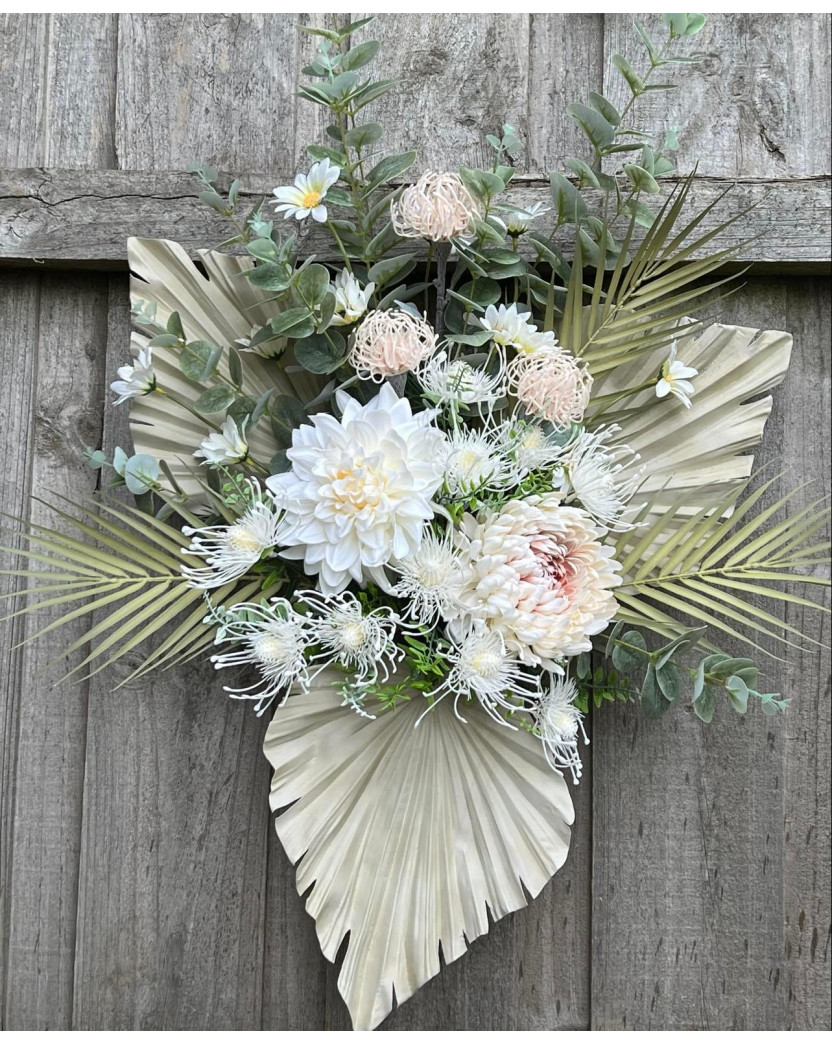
[418,350,506,408]
[421,622,542,727]
[392,528,464,624]
[111,346,156,405]
[656,343,698,408]
[208,598,314,715]
[194,417,248,465]
[442,427,514,498]
[299,590,403,686]
[562,426,645,531]
[181,480,281,589]
[533,676,588,783]
[477,303,558,355]
[499,415,572,478]
[273,158,340,223]
[330,269,375,326]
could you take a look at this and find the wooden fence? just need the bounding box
[0,13,829,1030]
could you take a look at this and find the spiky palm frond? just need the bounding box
[613,473,831,654]
[0,496,277,685]
[561,173,757,375]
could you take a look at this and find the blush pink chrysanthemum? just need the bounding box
[508,349,592,428]
[390,171,481,242]
[349,309,438,381]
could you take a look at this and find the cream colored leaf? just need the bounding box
[264,673,574,1031]
[126,237,325,496]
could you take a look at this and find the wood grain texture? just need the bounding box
[590,277,831,1030]
[2,168,829,269]
[603,14,832,179]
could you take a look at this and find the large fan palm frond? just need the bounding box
[0,496,273,683]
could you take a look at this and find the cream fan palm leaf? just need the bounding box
[264,676,573,1031]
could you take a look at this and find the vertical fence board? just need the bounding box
[590,277,831,1030]
[0,13,116,1029]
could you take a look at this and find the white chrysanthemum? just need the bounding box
[563,426,645,531]
[442,428,514,498]
[330,269,375,326]
[299,590,403,686]
[453,494,622,669]
[418,350,506,408]
[390,171,481,242]
[478,303,558,355]
[180,480,281,589]
[499,415,572,478]
[656,343,698,408]
[209,597,313,715]
[111,346,155,404]
[421,622,542,727]
[266,384,447,594]
[392,528,464,623]
[194,417,248,465]
[273,158,340,222]
[533,677,588,783]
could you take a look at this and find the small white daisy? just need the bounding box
[418,350,506,408]
[656,344,698,408]
[563,426,645,531]
[111,346,156,405]
[421,622,542,727]
[330,269,375,326]
[392,528,464,624]
[194,417,248,466]
[299,590,403,687]
[273,158,340,223]
[209,598,313,715]
[498,200,550,235]
[533,676,588,783]
[181,480,281,589]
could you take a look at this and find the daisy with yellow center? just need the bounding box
[273,158,341,223]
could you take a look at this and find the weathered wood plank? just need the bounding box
[115,14,330,174]
[0,272,107,1029]
[590,276,831,1030]
[0,12,117,1029]
[603,14,832,180]
[1,168,828,269]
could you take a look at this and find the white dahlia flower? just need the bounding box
[453,494,621,669]
[181,479,281,588]
[266,384,447,594]
[533,676,588,783]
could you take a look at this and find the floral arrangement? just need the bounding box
[3,14,828,1031]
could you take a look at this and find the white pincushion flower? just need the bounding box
[508,349,592,428]
[563,426,645,531]
[478,303,558,355]
[390,171,481,242]
[194,417,248,466]
[442,428,514,498]
[656,344,698,408]
[453,494,622,669]
[209,597,313,715]
[418,350,506,408]
[421,622,542,727]
[349,309,438,381]
[267,384,447,594]
[300,590,403,686]
[330,269,375,326]
[273,158,340,223]
[392,528,464,624]
[533,677,588,783]
[181,480,281,589]
[111,346,155,405]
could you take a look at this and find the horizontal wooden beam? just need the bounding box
[1,168,829,270]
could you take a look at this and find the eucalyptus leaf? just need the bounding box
[611,629,647,673]
[293,331,348,374]
[124,454,160,496]
[180,340,223,383]
[270,395,310,448]
[567,102,615,151]
[194,386,235,415]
